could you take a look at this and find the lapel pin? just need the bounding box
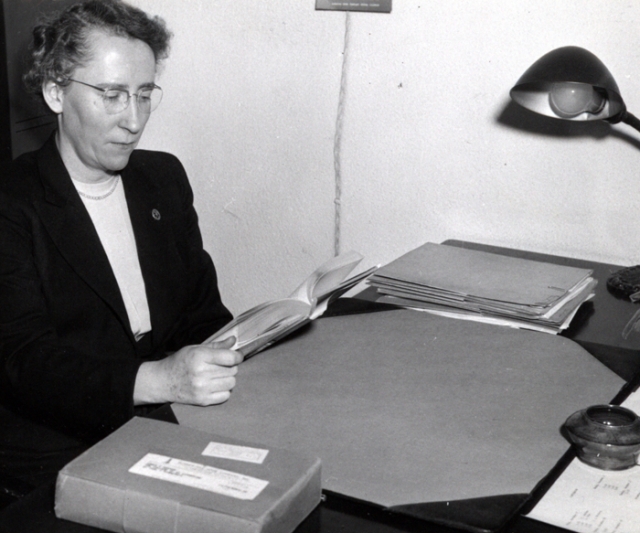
[152,209,161,221]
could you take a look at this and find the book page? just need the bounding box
[288,251,363,304]
[204,298,310,352]
[309,265,378,319]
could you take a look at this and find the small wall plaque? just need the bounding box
[315,0,392,13]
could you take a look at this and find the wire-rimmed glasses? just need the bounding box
[67,79,163,115]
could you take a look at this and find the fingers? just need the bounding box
[206,390,232,405]
[206,373,236,394]
[209,335,237,350]
[200,344,244,367]
[202,364,238,378]
[186,373,237,406]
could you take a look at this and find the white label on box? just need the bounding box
[129,453,269,500]
[202,442,269,464]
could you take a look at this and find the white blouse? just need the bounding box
[72,175,152,340]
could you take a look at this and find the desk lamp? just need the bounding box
[510,46,640,305]
[510,46,640,130]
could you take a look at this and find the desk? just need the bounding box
[1,241,637,533]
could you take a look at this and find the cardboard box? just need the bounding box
[55,417,321,533]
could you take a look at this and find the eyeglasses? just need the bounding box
[67,79,163,115]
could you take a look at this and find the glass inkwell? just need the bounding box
[563,404,640,470]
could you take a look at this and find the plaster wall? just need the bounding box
[130,0,640,315]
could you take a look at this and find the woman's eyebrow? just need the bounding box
[101,81,157,90]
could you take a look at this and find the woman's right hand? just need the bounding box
[134,337,242,406]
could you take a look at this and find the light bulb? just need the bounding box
[549,82,605,118]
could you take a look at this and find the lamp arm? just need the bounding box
[620,111,640,133]
[609,108,640,133]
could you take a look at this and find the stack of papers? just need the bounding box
[367,243,597,334]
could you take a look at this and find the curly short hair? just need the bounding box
[23,0,172,104]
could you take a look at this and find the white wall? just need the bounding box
[130,0,640,315]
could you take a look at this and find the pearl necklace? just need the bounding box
[76,176,120,200]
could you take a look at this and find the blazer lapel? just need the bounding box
[121,163,181,344]
[33,137,132,338]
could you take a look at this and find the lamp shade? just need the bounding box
[510,46,626,122]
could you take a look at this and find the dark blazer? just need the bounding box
[0,135,232,481]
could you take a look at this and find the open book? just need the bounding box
[204,251,377,358]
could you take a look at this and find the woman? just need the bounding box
[0,0,240,488]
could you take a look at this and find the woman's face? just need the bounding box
[52,29,157,183]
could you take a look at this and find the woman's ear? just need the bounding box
[42,80,64,114]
